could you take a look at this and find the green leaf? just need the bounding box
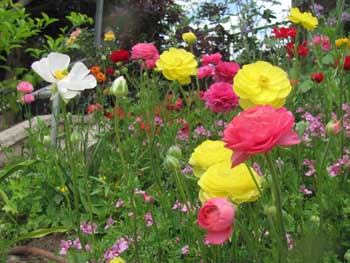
[299,80,314,93]
[0,187,18,214]
[13,226,68,243]
[0,159,38,183]
[321,53,334,65]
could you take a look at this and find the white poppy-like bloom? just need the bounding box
[31,52,97,100]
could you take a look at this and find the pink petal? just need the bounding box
[277,130,300,146]
[206,227,232,245]
[231,151,251,167]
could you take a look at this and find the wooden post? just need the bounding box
[94,0,104,46]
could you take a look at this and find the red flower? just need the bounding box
[273,27,297,39]
[110,50,130,63]
[344,56,350,70]
[105,107,125,120]
[311,72,324,83]
[285,41,309,58]
[86,103,103,114]
[105,67,115,75]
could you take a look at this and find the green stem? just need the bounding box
[264,153,288,257]
[61,101,82,241]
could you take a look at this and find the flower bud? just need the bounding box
[167,145,182,159]
[110,76,128,97]
[309,215,320,225]
[326,120,341,136]
[163,155,180,170]
[143,193,154,204]
[43,135,51,145]
[182,31,196,45]
[345,250,350,262]
[70,130,81,143]
[263,205,276,216]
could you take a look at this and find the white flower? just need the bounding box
[31,52,96,100]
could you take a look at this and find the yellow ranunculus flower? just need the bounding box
[335,37,350,49]
[198,162,261,205]
[288,7,318,31]
[104,30,116,41]
[189,140,232,178]
[182,31,197,45]
[233,61,291,109]
[110,257,125,263]
[156,48,197,85]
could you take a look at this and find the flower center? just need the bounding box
[259,75,269,88]
[54,69,68,80]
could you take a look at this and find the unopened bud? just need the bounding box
[344,250,350,262]
[167,145,182,159]
[43,135,51,145]
[326,120,341,136]
[70,130,81,143]
[309,215,320,225]
[182,31,196,45]
[164,155,180,170]
[263,205,276,216]
[110,76,128,97]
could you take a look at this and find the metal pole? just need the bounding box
[94,0,104,46]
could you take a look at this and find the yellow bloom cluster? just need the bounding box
[288,7,318,31]
[104,30,116,41]
[198,162,261,205]
[335,37,350,49]
[189,140,261,205]
[233,61,292,109]
[189,140,232,178]
[156,48,197,85]
[109,257,125,263]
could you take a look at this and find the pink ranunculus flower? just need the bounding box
[17,81,34,94]
[213,61,240,83]
[21,94,35,104]
[223,105,300,167]
[203,82,239,113]
[312,35,330,51]
[131,43,159,61]
[201,53,222,66]
[144,59,158,69]
[198,198,235,245]
[197,65,214,79]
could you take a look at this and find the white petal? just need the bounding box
[81,75,97,90]
[68,62,90,80]
[31,58,56,83]
[57,83,79,100]
[57,78,85,92]
[48,53,70,75]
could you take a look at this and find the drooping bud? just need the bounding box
[110,76,128,97]
[43,135,51,145]
[163,155,180,171]
[167,145,182,159]
[326,120,341,136]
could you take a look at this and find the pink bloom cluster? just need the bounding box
[299,185,313,196]
[80,221,97,235]
[145,212,153,227]
[17,81,35,104]
[199,53,240,114]
[327,155,350,177]
[104,237,129,262]
[303,159,316,177]
[312,35,331,52]
[58,238,89,255]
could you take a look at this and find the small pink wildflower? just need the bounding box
[115,199,124,208]
[181,245,189,255]
[80,221,97,235]
[145,212,153,227]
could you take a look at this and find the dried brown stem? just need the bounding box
[9,246,68,263]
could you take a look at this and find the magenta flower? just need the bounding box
[145,212,153,227]
[203,82,239,113]
[213,61,240,83]
[197,65,214,79]
[21,94,35,104]
[104,237,129,261]
[201,53,222,66]
[104,217,115,229]
[181,245,189,255]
